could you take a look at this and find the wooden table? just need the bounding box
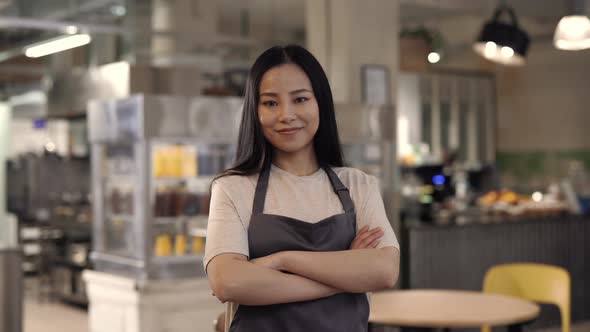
[369,290,540,331]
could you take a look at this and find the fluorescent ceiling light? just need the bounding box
[24,34,92,58]
[554,15,590,50]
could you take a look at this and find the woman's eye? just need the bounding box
[294,97,308,103]
[262,100,278,107]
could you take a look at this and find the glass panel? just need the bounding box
[421,102,432,149]
[150,141,236,258]
[102,144,138,258]
[440,102,451,152]
[477,102,486,162]
[459,102,469,162]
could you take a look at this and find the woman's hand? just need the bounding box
[250,252,285,271]
[350,226,383,249]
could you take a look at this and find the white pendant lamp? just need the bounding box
[554,0,590,50]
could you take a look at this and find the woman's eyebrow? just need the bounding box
[289,89,312,95]
[259,89,312,97]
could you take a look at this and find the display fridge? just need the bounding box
[87,94,242,281]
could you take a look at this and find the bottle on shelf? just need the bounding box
[154,234,172,256]
[174,234,187,255]
[192,236,205,254]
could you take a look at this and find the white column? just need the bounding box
[0,103,16,247]
[0,103,9,216]
[152,0,218,56]
[305,0,399,104]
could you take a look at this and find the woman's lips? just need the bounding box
[277,127,302,135]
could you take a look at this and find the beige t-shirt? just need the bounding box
[204,164,399,271]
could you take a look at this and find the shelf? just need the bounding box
[50,257,89,270]
[107,214,134,222]
[189,227,207,237]
[104,175,136,185]
[154,215,208,225]
[152,254,205,264]
[152,176,215,185]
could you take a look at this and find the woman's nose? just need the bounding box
[278,103,296,122]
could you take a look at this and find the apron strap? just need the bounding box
[323,166,356,215]
[252,165,270,215]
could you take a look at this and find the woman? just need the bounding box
[205,45,400,332]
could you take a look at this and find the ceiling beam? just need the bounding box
[44,0,120,20]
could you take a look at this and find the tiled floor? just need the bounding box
[23,277,88,332]
[24,297,88,332]
[22,277,590,332]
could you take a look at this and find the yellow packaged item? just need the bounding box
[155,234,172,256]
[192,236,205,254]
[174,234,187,255]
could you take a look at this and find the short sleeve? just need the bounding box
[203,180,250,273]
[356,176,400,249]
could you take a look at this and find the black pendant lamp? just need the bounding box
[473,5,530,66]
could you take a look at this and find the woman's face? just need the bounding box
[258,63,320,155]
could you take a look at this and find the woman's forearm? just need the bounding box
[279,247,399,293]
[208,255,340,305]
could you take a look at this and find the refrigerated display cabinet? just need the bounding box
[87,94,242,280]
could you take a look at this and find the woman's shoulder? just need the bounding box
[332,166,378,189]
[211,172,258,192]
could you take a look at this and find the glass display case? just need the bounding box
[87,94,241,280]
[397,71,495,166]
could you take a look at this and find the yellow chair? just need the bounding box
[481,263,570,332]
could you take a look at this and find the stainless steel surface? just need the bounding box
[88,94,243,143]
[50,62,204,117]
[0,249,22,332]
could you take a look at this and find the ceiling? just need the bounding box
[0,0,586,97]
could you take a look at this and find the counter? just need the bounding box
[401,216,589,330]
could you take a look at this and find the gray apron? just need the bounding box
[229,164,370,332]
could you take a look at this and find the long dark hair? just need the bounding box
[217,45,344,180]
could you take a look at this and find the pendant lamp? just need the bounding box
[554,0,590,50]
[473,5,530,66]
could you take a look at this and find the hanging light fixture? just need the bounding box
[24,34,92,58]
[473,5,530,66]
[554,0,590,50]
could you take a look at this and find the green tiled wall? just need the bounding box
[496,150,590,191]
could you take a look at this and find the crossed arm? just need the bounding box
[207,226,400,306]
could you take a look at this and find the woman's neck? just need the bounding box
[272,146,319,176]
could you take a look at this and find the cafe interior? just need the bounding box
[0,0,589,331]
